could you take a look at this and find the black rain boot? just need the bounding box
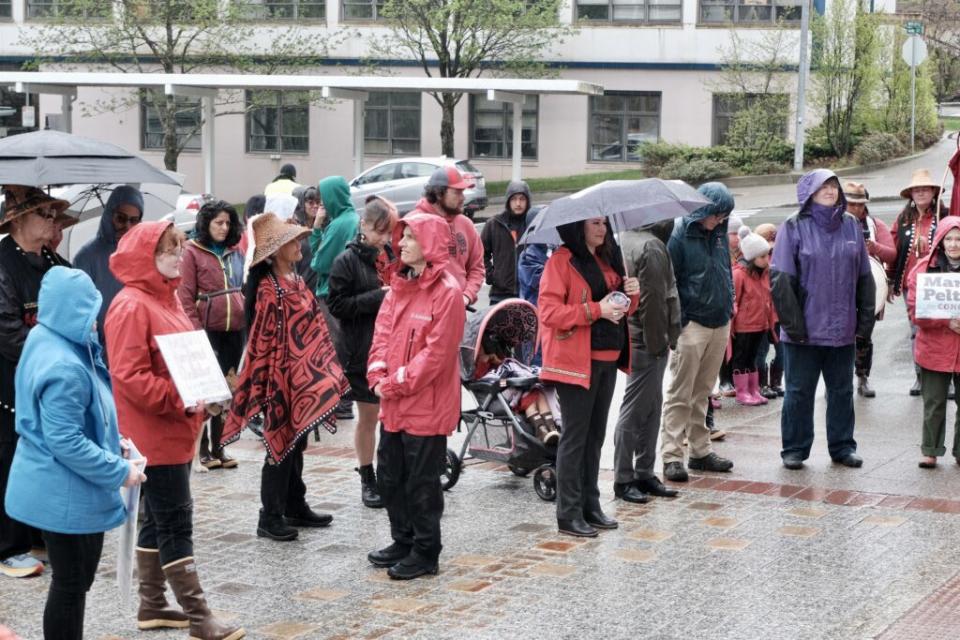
[199,425,221,470]
[357,465,385,509]
[770,364,784,397]
[759,367,779,400]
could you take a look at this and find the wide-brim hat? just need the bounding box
[843,181,869,204]
[900,168,941,200]
[249,212,310,267]
[0,185,70,233]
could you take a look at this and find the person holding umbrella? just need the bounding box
[0,186,72,580]
[538,216,639,537]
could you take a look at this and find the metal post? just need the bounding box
[511,101,522,181]
[60,94,72,133]
[202,95,215,195]
[793,0,811,172]
[910,37,917,153]
[354,98,364,179]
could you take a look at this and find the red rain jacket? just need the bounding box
[409,197,485,304]
[105,222,201,466]
[908,216,960,374]
[732,262,777,334]
[367,214,466,436]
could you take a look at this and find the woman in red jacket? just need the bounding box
[177,200,246,470]
[907,216,960,469]
[731,230,777,406]
[365,213,466,580]
[539,218,639,538]
[105,221,244,640]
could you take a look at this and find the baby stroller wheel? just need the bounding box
[441,449,461,491]
[533,464,557,501]
[508,464,531,477]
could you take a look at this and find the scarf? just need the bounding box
[223,273,346,464]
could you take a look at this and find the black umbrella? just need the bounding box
[0,130,178,188]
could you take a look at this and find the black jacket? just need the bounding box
[0,236,70,440]
[621,223,682,357]
[481,181,533,301]
[326,239,390,377]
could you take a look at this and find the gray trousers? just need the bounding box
[613,348,668,484]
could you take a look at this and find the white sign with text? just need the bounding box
[914,272,960,319]
[155,330,233,407]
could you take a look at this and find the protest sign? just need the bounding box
[914,272,960,319]
[155,330,232,407]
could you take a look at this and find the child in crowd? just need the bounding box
[476,333,561,445]
[753,223,783,398]
[731,228,777,406]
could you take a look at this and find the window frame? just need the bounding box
[245,90,311,155]
[237,0,326,21]
[363,91,422,157]
[469,94,539,161]
[340,0,386,21]
[0,0,11,20]
[26,0,112,19]
[698,0,802,26]
[711,92,788,146]
[587,91,661,164]
[140,94,203,153]
[575,0,683,24]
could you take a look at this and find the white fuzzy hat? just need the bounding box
[737,224,751,240]
[740,232,771,262]
[727,214,744,235]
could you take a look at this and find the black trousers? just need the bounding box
[203,330,245,456]
[377,427,446,563]
[137,463,194,565]
[554,360,618,521]
[731,331,765,372]
[261,436,308,518]
[41,530,104,640]
[0,427,42,560]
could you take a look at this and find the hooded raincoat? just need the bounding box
[104,222,201,467]
[309,176,359,299]
[74,185,145,348]
[5,267,128,534]
[621,220,681,357]
[409,197,485,304]
[480,181,533,300]
[907,216,960,373]
[367,214,466,437]
[770,169,876,347]
[667,182,735,329]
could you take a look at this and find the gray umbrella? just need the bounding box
[0,130,178,187]
[519,179,712,246]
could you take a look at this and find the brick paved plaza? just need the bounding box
[3,303,960,640]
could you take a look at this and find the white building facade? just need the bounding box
[0,0,896,201]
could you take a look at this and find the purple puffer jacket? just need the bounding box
[770,169,876,347]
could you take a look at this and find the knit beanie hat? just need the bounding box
[727,214,744,236]
[740,232,770,262]
[738,225,751,240]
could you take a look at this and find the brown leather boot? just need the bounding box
[528,413,559,446]
[162,556,245,640]
[136,548,189,630]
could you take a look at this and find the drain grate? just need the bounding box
[877,571,960,639]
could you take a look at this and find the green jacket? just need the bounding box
[310,176,359,298]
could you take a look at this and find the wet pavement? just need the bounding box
[2,294,960,639]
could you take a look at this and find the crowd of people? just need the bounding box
[0,158,954,638]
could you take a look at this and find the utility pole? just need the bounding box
[793,0,811,172]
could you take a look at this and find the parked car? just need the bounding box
[349,157,487,218]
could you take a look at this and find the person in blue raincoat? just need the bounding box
[5,267,145,640]
[770,169,876,470]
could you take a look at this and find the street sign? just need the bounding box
[905,21,924,35]
[902,35,928,68]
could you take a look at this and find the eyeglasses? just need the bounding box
[113,212,142,225]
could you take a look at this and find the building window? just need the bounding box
[712,93,788,146]
[699,0,801,24]
[239,0,325,20]
[141,95,202,152]
[246,91,309,153]
[470,95,538,160]
[576,0,681,23]
[588,92,660,162]
[364,92,421,156]
[0,1,11,19]
[341,0,385,20]
[27,0,112,18]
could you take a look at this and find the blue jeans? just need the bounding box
[781,343,857,461]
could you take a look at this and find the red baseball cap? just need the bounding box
[427,166,474,190]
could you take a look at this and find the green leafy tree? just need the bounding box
[370,0,573,156]
[811,0,883,157]
[877,30,941,146]
[19,0,346,170]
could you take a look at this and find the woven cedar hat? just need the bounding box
[843,181,870,204]
[248,212,310,268]
[0,185,70,233]
[899,168,941,200]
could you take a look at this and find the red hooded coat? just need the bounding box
[367,214,466,436]
[104,222,201,466]
[409,197,485,304]
[732,261,777,334]
[907,216,960,374]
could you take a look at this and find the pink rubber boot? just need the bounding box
[748,371,768,405]
[733,371,761,406]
